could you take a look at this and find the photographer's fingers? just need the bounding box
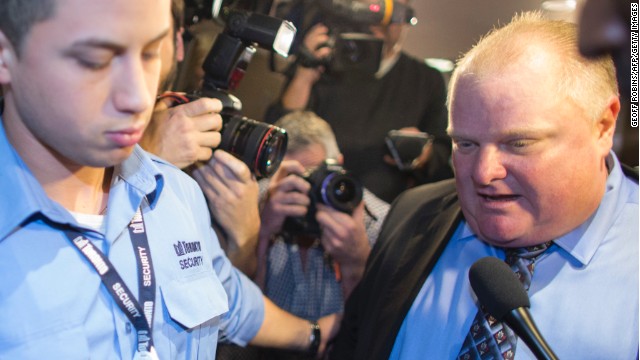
[270,160,306,182]
[305,24,332,58]
[317,202,366,252]
[266,178,311,216]
[316,206,347,247]
[211,150,253,183]
[180,97,223,118]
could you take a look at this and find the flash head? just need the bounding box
[223,9,296,57]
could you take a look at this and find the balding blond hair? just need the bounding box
[448,11,618,122]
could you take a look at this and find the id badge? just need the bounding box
[133,347,159,360]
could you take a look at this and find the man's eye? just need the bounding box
[77,58,110,70]
[454,140,475,150]
[510,139,533,148]
[142,50,160,62]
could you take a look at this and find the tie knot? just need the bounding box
[504,241,553,266]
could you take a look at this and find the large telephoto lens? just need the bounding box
[219,115,288,179]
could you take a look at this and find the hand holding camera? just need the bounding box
[282,160,364,237]
[316,201,370,295]
[259,160,312,239]
[298,23,333,68]
[140,95,223,169]
[191,150,261,274]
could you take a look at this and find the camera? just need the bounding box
[177,3,297,178]
[277,0,417,74]
[385,130,434,171]
[283,160,364,237]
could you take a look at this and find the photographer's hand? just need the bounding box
[255,160,310,288]
[259,160,311,237]
[316,202,370,299]
[281,24,332,111]
[191,150,260,276]
[140,94,222,169]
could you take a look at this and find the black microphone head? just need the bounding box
[469,257,530,320]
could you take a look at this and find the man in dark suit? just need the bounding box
[329,12,638,360]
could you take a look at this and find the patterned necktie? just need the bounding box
[457,242,552,360]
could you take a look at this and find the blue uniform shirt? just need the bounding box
[0,119,264,359]
[389,153,639,359]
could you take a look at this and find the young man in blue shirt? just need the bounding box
[0,0,336,358]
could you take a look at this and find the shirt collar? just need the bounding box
[553,152,628,265]
[375,51,401,78]
[0,116,164,241]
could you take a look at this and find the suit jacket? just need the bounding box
[329,164,639,360]
[329,178,462,360]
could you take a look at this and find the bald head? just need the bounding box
[448,12,618,123]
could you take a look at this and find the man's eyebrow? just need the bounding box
[67,30,170,53]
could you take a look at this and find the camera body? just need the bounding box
[278,0,416,74]
[175,5,296,178]
[283,161,364,237]
[385,130,434,171]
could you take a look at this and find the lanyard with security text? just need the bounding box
[64,207,157,356]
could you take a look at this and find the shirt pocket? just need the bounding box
[161,271,229,329]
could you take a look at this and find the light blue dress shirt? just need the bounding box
[0,119,264,359]
[390,154,638,359]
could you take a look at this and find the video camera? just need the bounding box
[174,1,297,178]
[283,160,364,237]
[279,0,417,74]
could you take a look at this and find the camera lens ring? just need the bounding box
[219,115,288,179]
[254,127,288,178]
[319,172,363,213]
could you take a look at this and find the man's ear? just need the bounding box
[0,31,16,84]
[175,27,185,63]
[595,95,620,156]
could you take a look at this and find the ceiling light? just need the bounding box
[541,0,577,12]
[425,58,455,73]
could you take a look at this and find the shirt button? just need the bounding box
[126,323,132,334]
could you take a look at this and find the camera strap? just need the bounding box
[63,207,157,357]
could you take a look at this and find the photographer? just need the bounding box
[243,111,388,358]
[139,0,261,276]
[265,0,453,203]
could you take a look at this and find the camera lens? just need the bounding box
[332,178,357,202]
[319,172,363,213]
[219,115,288,179]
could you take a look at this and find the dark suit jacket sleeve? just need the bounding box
[330,179,462,360]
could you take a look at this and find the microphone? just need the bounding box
[469,257,559,360]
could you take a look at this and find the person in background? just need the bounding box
[579,0,632,99]
[578,0,638,167]
[139,0,260,276]
[265,0,453,204]
[221,110,389,360]
[0,0,339,358]
[257,110,390,304]
[329,11,638,360]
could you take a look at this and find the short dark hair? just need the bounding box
[0,0,56,56]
